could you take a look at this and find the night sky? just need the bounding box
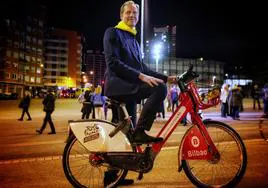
[4,0,268,76]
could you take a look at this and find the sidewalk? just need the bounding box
[0,97,264,161]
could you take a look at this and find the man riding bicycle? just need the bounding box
[103,0,175,144]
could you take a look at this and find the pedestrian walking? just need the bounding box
[36,88,56,134]
[81,90,93,119]
[18,90,32,121]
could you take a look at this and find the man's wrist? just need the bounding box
[139,73,145,80]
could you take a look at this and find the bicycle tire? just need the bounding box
[182,120,247,188]
[62,120,129,188]
[259,115,268,141]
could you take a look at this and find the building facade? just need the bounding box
[44,28,82,89]
[145,57,225,87]
[83,50,106,87]
[0,4,46,98]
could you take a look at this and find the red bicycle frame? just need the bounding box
[136,80,220,164]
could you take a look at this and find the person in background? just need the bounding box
[170,84,179,113]
[262,83,268,117]
[229,85,243,120]
[18,90,32,121]
[156,101,165,119]
[220,83,229,118]
[78,83,94,119]
[252,84,262,110]
[36,88,56,134]
[93,85,104,119]
[81,90,93,119]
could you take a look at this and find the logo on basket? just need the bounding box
[191,136,200,148]
[84,124,99,143]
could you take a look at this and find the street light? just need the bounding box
[212,75,216,86]
[152,42,162,72]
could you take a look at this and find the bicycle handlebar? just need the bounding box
[176,64,220,110]
[177,64,199,92]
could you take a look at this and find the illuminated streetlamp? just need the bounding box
[152,42,162,72]
[212,75,216,86]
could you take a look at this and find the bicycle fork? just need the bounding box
[177,121,220,172]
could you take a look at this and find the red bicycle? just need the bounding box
[62,65,247,187]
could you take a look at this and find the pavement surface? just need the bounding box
[0,98,268,188]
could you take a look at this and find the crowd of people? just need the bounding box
[220,83,268,120]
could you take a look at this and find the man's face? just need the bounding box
[121,4,139,28]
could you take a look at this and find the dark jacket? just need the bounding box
[21,95,31,109]
[103,27,167,97]
[43,93,55,112]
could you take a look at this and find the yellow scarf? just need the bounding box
[114,21,137,35]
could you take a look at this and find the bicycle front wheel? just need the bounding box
[259,114,268,141]
[182,120,247,188]
[62,134,128,188]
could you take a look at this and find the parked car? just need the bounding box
[0,93,18,100]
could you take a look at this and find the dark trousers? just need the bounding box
[40,111,55,133]
[91,105,96,119]
[172,100,179,113]
[231,106,240,119]
[82,104,91,119]
[113,83,167,131]
[20,108,31,119]
[253,98,261,109]
[221,102,228,117]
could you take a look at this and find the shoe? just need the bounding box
[18,118,23,121]
[118,179,134,185]
[27,118,32,121]
[36,130,42,134]
[48,132,56,135]
[133,129,163,144]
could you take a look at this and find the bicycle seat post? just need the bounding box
[120,103,134,130]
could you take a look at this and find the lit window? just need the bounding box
[36,77,41,83]
[12,73,17,80]
[30,77,35,83]
[25,76,29,82]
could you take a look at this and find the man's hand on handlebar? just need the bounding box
[139,73,177,87]
[167,75,177,84]
[139,73,164,87]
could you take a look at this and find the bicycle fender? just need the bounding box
[69,119,132,152]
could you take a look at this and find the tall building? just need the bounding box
[44,28,83,89]
[83,50,106,87]
[0,3,46,98]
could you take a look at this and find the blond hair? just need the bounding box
[120,1,139,15]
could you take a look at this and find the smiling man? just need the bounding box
[103,0,176,144]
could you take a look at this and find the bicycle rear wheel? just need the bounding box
[62,135,128,188]
[259,114,268,141]
[182,120,247,188]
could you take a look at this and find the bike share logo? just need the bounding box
[187,136,208,157]
[83,124,100,143]
[191,136,200,147]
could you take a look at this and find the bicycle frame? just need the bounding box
[136,81,220,169]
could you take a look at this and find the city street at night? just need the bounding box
[0,98,268,187]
